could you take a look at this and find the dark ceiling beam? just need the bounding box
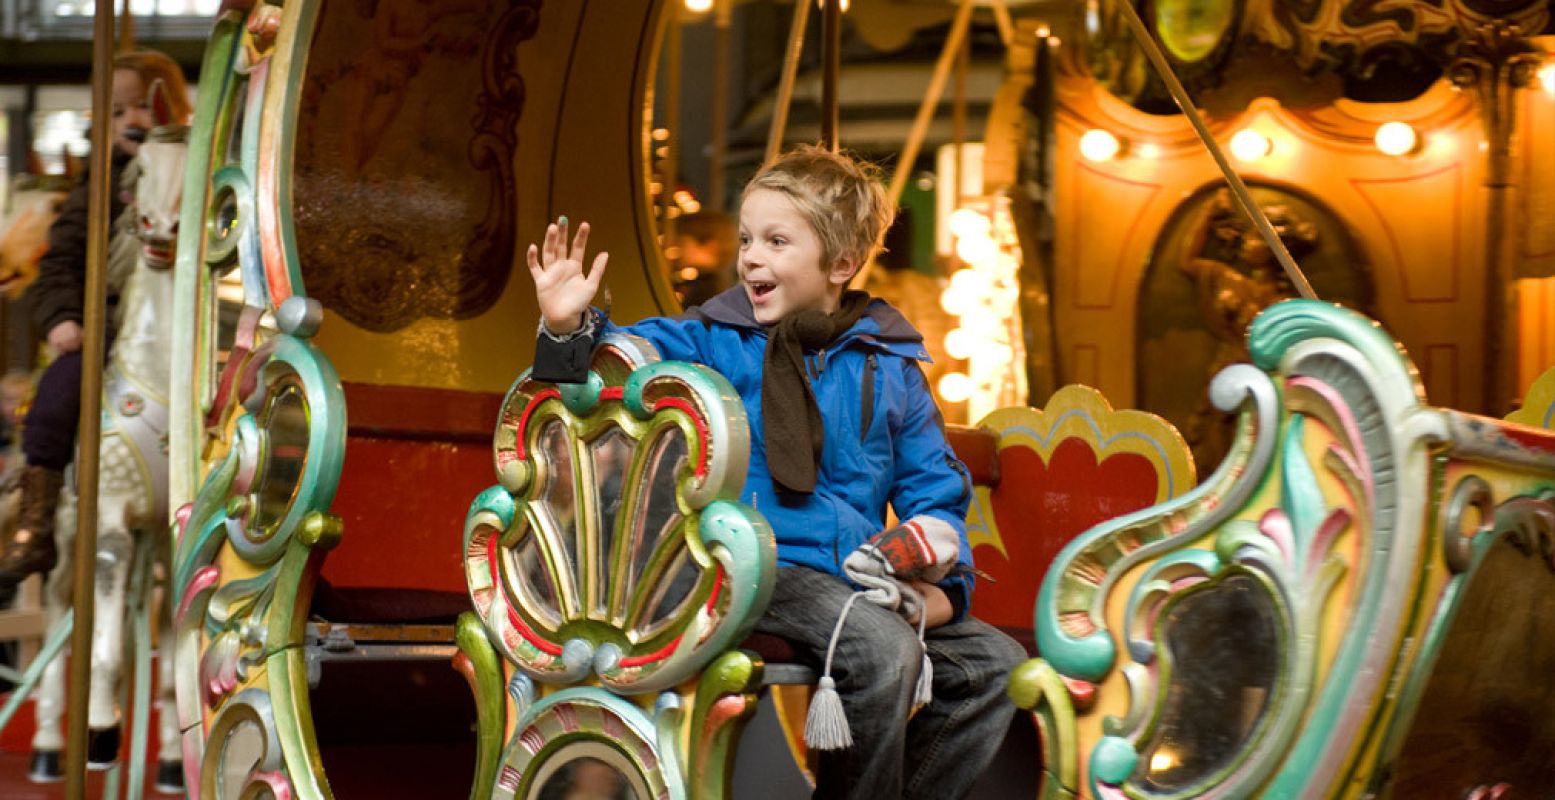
[0,38,206,83]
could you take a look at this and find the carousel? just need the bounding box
[0,0,1553,797]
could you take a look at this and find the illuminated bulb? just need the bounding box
[815,0,850,10]
[949,208,992,239]
[684,0,713,12]
[939,285,972,316]
[944,329,974,360]
[956,235,997,265]
[1229,129,1271,161]
[1374,121,1418,157]
[937,373,972,403]
[1150,751,1178,772]
[678,266,699,281]
[1540,61,1554,94]
[1135,143,1162,159]
[651,128,671,141]
[949,267,992,296]
[1079,129,1122,162]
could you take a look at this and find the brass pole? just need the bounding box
[1114,0,1317,300]
[1449,21,1541,414]
[765,0,811,164]
[885,0,974,206]
[988,0,1014,47]
[952,30,967,232]
[821,0,841,151]
[710,0,732,211]
[118,0,134,53]
[68,0,114,795]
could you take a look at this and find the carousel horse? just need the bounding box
[0,163,76,301]
[27,113,188,794]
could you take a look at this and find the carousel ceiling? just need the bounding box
[1081,0,1553,107]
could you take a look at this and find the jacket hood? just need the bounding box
[685,285,929,357]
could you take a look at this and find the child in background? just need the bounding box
[527,145,1023,799]
[0,50,192,592]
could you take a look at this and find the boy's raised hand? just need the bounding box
[527,217,609,334]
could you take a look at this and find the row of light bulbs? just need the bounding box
[1078,120,1423,163]
[935,207,1021,409]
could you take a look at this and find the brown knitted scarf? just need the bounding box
[762,290,873,495]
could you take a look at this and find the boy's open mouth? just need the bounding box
[749,281,776,299]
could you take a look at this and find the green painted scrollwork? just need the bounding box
[170,1,349,798]
[465,335,776,799]
[467,337,774,695]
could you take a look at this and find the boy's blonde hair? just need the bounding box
[743,145,894,274]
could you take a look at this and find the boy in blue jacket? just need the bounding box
[528,146,1023,799]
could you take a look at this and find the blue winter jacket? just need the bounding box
[536,286,978,620]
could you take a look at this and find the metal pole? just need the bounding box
[988,0,1014,47]
[952,30,967,237]
[1113,0,1315,300]
[118,0,134,52]
[821,0,841,151]
[858,0,974,287]
[885,0,974,206]
[709,0,731,211]
[68,0,114,794]
[765,0,811,164]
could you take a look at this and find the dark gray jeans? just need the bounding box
[753,566,1026,800]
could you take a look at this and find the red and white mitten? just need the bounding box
[844,516,960,584]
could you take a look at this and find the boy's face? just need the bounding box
[737,188,855,325]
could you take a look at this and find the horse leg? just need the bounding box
[150,541,181,790]
[27,484,75,783]
[88,523,134,769]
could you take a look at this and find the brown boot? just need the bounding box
[0,465,65,590]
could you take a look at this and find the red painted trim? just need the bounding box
[617,565,723,668]
[1496,420,1555,455]
[945,425,999,486]
[651,396,709,478]
[486,534,563,656]
[600,387,624,401]
[514,389,562,460]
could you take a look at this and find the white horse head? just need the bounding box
[133,127,188,271]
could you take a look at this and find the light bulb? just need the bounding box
[949,267,992,296]
[944,329,974,360]
[938,373,972,403]
[1079,129,1122,162]
[939,285,972,316]
[956,235,997,265]
[949,208,991,240]
[1229,129,1271,161]
[1374,121,1418,157]
[684,0,713,12]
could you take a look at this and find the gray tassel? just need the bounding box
[805,675,853,750]
[912,594,933,709]
[806,591,864,750]
[914,650,934,708]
